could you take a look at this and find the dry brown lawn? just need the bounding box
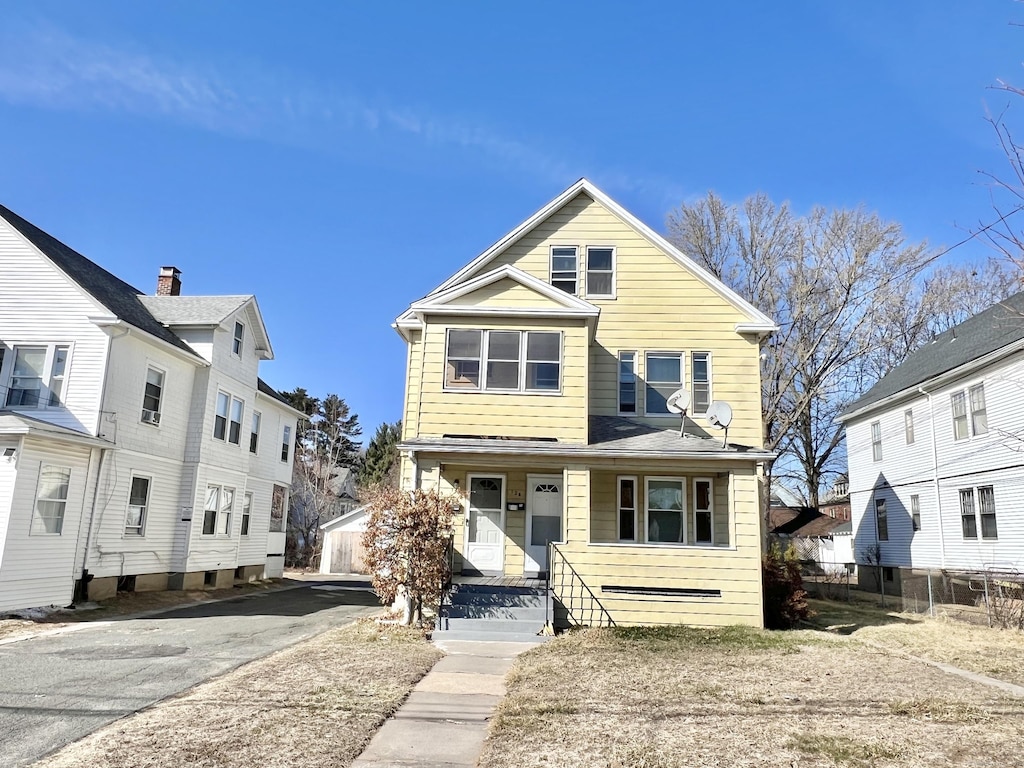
[480,622,1024,768]
[33,621,442,768]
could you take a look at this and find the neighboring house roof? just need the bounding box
[840,290,1024,421]
[256,378,305,417]
[0,412,112,448]
[139,295,251,325]
[320,504,368,532]
[400,415,775,461]
[768,505,848,538]
[0,203,201,359]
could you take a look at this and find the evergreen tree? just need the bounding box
[359,420,402,488]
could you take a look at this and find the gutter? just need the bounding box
[918,385,947,568]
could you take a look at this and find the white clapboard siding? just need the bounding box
[0,439,19,571]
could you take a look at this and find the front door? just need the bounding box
[463,475,506,575]
[525,475,563,575]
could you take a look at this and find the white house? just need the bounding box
[839,291,1024,589]
[0,203,302,612]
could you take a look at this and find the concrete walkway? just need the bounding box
[351,638,540,768]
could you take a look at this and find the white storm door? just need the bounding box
[525,475,563,574]
[464,475,506,574]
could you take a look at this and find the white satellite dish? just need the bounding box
[666,388,691,437]
[705,400,733,447]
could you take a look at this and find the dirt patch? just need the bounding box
[33,621,442,768]
[481,626,1024,768]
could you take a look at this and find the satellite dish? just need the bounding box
[705,401,733,448]
[706,401,733,428]
[666,388,691,414]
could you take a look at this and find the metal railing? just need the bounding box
[547,541,615,628]
[436,534,455,631]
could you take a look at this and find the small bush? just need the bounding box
[763,543,812,629]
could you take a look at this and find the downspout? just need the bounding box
[78,446,109,593]
[918,386,946,568]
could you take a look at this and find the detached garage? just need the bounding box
[318,506,368,575]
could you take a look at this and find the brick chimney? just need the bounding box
[156,266,182,296]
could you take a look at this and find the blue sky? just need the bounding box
[1,2,1022,441]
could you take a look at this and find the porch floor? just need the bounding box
[452,575,546,589]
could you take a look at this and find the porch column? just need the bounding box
[563,464,591,546]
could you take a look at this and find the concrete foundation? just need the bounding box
[135,572,170,592]
[87,577,117,602]
[235,564,265,583]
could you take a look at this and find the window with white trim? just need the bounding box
[550,246,578,294]
[125,476,150,536]
[871,421,882,462]
[250,411,261,454]
[693,478,714,544]
[228,396,244,445]
[3,344,70,408]
[646,477,685,543]
[618,352,636,414]
[960,485,997,539]
[969,384,988,436]
[952,384,988,440]
[692,352,711,414]
[142,367,164,425]
[951,391,969,440]
[203,485,234,536]
[910,494,921,531]
[585,246,614,297]
[32,465,70,535]
[875,497,888,541]
[270,484,286,532]
[618,476,636,542]
[233,321,244,356]
[241,492,252,536]
[214,392,229,440]
[281,425,291,462]
[444,329,561,393]
[904,409,914,444]
[645,353,683,415]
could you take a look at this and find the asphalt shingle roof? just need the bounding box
[842,290,1024,419]
[139,295,252,326]
[0,203,199,358]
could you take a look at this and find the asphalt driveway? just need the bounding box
[0,582,382,768]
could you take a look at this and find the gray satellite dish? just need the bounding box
[666,388,691,437]
[705,401,733,447]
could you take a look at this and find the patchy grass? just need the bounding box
[807,597,1024,688]
[34,621,442,768]
[480,624,1024,768]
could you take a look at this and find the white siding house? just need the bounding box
[839,292,1024,588]
[0,203,301,612]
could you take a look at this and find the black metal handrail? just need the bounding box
[437,533,455,631]
[547,541,615,628]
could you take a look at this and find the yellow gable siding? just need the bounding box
[445,278,567,309]
[461,192,764,447]
[414,315,588,444]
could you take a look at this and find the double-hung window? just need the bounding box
[214,392,230,440]
[618,352,636,414]
[693,478,714,544]
[585,246,614,298]
[444,330,561,393]
[203,485,234,536]
[32,465,71,535]
[617,476,637,542]
[969,384,988,436]
[281,425,292,462]
[646,478,685,543]
[125,476,150,536]
[904,409,914,444]
[550,246,578,294]
[875,497,888,541]
[233,322,244,356]
[961,486,998,539]
[952,384,988,440]
[228,397,244,444]
[142,367,164,425]
[4,345,70,408]
[691,352,711,413]
[250,411,261,453]
[270,484,287,532]
[241,492,253,536]
[645,353,683,415]
[910,494,921,531]
[951,391,969,440]
[871,421,882,462]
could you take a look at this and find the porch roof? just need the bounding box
[399,415,775,462]
[0,413,112,448]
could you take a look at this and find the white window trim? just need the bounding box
[617,475,637,543]
[250,410,261,454]
[904,408,914,445]
[950,385,989,441]
[691,351,712,416]
[1,342,74,410]
[959,484,998,540]
[618,351,637,416]
[232,321,245,357]
[692,477,715,545]
[241,491,253,537]
[870,421,882,462]
[228,396,245,446]
[141,364,166,427]
[549,244,579,295]
[124,474,152,537]
[442,328,563,395]
[644,476,687,545]
[30,464,71,536]
[214,390,231,441]
[584,245,616,299]
[644,351,685,417]
[281,424,292,463]
[203,484,235,537]
[270,484,287,531]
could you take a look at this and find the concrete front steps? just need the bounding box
[434,583,552,643]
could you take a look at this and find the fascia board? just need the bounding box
[413,264,599,314]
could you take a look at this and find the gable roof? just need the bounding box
[256,378,307,418]
[0,203,200,358]
[840,290,1024,421]
[141,295,274,359]
[415,179,777,334]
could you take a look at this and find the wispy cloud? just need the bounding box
[0,22,686,201]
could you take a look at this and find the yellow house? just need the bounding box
[393,179,776,628]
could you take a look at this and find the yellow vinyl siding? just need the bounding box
[458,192,764,447]
[446,278,567,309]
[401,330,423,441]
[416,315,588,444]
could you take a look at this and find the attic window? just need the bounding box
[550,246,578,294]
[233,322,244,356]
